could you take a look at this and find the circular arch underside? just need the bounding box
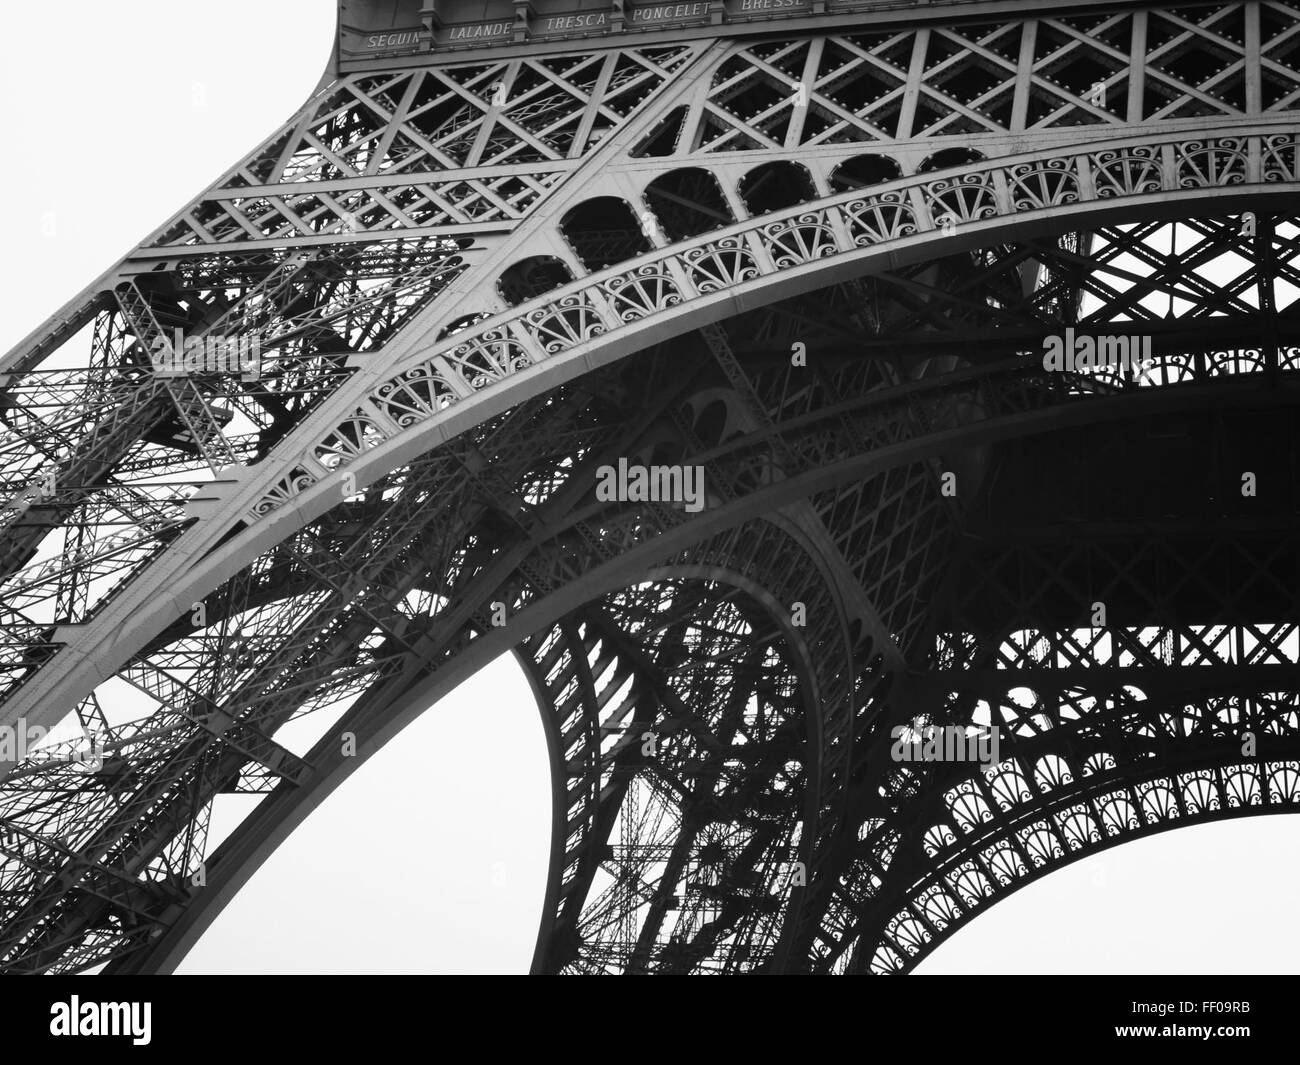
[5,189,1300,971]
[8,161,1299,740]
[856,763,1300,974]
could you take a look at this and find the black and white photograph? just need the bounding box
[1,0,1297,1040]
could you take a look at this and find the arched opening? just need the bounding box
[829,154,903,192]
[644,168,735,242]
[691,397,730,447]
[497,256,574,306]
[437,312,494,340]
[918,147,987,173]
[738,161,816,216]
[559,197,652,271]
[176,652,550,974]
[916,818,1300,974]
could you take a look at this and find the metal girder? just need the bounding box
[5,1,1300,974]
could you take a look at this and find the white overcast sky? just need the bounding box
[2,0,1299,975]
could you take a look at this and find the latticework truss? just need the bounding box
[3,0,1300,974]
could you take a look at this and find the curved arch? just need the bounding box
[497,255,574,307]
[559,196,653,271]
[805,668,1300,973]
[13,8,1300,980]
[738,160,816,215]
[856,755,1300,973]
[918,146,987,173]
[829,153,904,192]
[436,312,494,341]
[107,530,843,974]
[906,805,1300,973]
[8,127,1299,771]
[643,167,735,241]
[102,362,1300,973]
[690,396,733,445]
[522,563,829,973]
[275,139,1298,543]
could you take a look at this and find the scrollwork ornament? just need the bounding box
[1009,157,1081,210]
[374,364,459,427]
[601,265,683,320]
[1263,133,1300,182]
[762,212,838,268]
[1092,145,1164,198]
[925,172,998,224]
[251,466,317,517]
[845,190,917,245]
[1177,137,1248,189]
[684,236,760,292]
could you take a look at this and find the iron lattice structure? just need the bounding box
[2,0,1300,974]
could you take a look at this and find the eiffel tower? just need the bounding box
[2,0,1300,975]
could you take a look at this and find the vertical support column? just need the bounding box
[1246,0,1263,115]
[513,0,533,43]
[1010,19,1037,133]
[1126,9,1148,123]
[718,167,753,228]
[419,1,440,49]
[1259,214,1279,381]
